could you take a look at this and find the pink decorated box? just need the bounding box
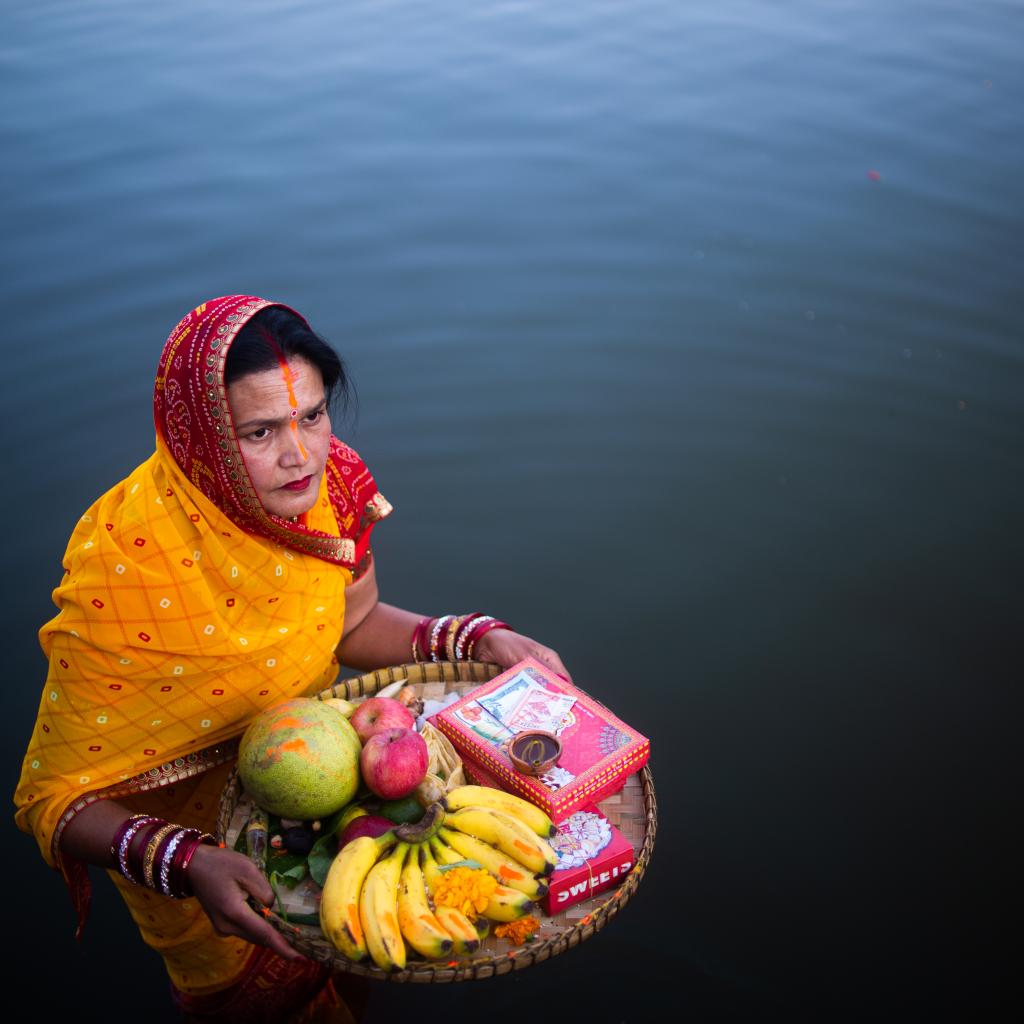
[431,657,650,822]
[543,805,636,914]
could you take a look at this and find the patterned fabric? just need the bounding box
[168,944,355,1023]
[12,295,392,1001]
[155,295,391,566]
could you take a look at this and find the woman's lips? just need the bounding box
[281,475,313,492]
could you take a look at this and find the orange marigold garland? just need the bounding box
[432,866,497,922]
[494,915,540,945]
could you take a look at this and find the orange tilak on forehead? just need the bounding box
[275,352,309,460]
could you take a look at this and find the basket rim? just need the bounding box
[216,661,657,983]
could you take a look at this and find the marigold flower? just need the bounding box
[494,915,540,945]
[432,866,497,922]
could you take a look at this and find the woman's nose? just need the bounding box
[279,423,309,465]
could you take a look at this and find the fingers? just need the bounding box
[477,630,573,684]
[236,858,276,908]
[236,908,305,961]
[211,895,305,961]
[189,847,306,960]
[533,645,572,684]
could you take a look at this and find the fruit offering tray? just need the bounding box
[216,661,656,983]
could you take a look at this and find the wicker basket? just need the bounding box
[216,661,657,982]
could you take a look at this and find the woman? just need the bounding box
[14,295,569,1021]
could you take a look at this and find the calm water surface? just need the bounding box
[3,1,1020,1017]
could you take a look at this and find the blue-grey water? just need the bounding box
[3,0,1020,1017]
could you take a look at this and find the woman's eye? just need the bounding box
[249,427,270,441]
[305,409,324,424]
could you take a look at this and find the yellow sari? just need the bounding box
[13,295,390,1010]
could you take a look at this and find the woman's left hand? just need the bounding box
[473,629,572,684]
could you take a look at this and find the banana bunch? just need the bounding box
[319,786,558,971]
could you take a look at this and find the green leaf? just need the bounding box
[308,832,337,889]
[269,866,306,890]
[268,853,308,889]
[438,859,484,872]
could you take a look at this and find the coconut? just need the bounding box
[237,698,362,820]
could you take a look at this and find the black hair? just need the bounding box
[225,305,353,417]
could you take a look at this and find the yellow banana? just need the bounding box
[433,904,480,955]
[319,832,396,961]
[482,882,536,923]
[445,785,556,837]
[359,841,408,972]
[427,834,534,921]
[438,826,548,901]
[421,842,444,893]
[428,834,463,866]
[396,845,453,960]
[485,807,558,874]
[322,697,358,717]
[445,805,557,876]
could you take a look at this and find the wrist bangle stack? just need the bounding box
[113,815,217,898]
[408,614,513,663]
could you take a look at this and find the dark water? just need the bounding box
[3,0,1020,1017]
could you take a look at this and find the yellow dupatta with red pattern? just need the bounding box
[13,297,390,939]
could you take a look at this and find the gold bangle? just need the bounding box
[446,614,470,662]
[142,824,178,890]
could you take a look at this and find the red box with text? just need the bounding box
[543,805,636,914]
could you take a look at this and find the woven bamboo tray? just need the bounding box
[216,661,656,983]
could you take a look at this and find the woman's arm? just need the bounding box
[338,562,572,681]
[59,799,303,961]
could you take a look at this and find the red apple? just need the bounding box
[360,727,429,800]
[349,696,417,745]
[337,814,395,850]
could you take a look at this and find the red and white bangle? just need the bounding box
[159,828,199,897]
[115,815,163,885]
[455,615,491,660]
[466,618,513,659]
[429,615,456,662]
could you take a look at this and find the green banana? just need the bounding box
[396,845,452,960]
[359,841,408,971]
[444,785,556,838]
[319,831,396,961]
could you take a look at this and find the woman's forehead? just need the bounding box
[227,356,324,418]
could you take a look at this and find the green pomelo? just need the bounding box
[237,698,362,820]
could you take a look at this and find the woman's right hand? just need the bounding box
[185,843,305,961]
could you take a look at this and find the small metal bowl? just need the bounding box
[506,730,562,776]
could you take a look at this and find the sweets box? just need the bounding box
[543,805,636,915]
[431,657,650,823]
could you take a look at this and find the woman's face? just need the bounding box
[227,355,332,520]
